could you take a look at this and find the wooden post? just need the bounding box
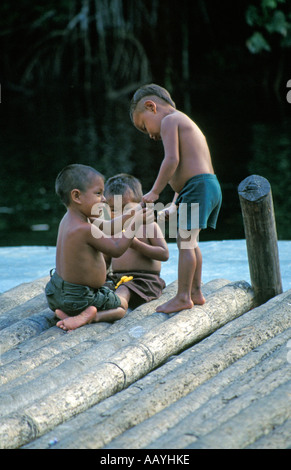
[238,175,283,305]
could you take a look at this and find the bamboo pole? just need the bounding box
[238,175,283,304]
[105,328,291,449]
[0,280,255,448]
[25,298,291,450]
[0,279,229,407]
[144,331,291,449]
[0,277,49,315]
[27,282,252,449]
[247,418,291,449]
[0,293,48,331]
[187,380,291,449]
[0,326,65,367]
[49,290,290,450]
[0,279,228,387]
[0,309,57,356]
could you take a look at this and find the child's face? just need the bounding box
[81,175,105,217]
[133,104,162,141]
[106,190,138,219]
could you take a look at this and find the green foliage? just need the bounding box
[246,0,291,53]
[246,31,271,52]
[0,0,155,93]
[1,0,290,94]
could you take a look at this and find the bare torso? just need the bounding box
[112,223,162,272]
[164,111,214,193]
[56,211,107,289]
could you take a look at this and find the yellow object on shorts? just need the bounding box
[115,276,133,289]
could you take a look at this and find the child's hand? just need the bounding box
[142,190,159,204]
[133,205,154,227]
[123,205,154,234]
[157,203,177,223]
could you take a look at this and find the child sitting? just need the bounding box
[45,164,153,330]
[104,173,169,309]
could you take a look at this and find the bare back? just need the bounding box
[162,110,214,193]
[56,211,107,289]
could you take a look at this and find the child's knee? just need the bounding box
[118,295,129,311]
[116,307,127,319]
[178,228,199,249]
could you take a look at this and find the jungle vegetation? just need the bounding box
[1,0,290,98]
[1,0,291,244]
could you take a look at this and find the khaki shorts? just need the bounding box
[45,271,121,316]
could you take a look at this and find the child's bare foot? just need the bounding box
[55,306,97,331]
[55,309,69,321]
[191,288,206,306]
[156,295,193,314]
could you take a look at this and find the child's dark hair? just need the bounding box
[55,164,103,207]
[104,173,143,202]
[129,83,176,121]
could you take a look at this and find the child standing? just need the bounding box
[45,164,153,330]
[130,84,222,314]
[104,173,169,309]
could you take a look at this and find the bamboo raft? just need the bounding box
[0,274,290,449]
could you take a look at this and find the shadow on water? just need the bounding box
[0,83,290,246]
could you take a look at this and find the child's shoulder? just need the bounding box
[61,213,92,238]
[162,110,191,128]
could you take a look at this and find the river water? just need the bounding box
[1,240,290,295]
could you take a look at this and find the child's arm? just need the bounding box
[90,205,138,236]
[90,206,154,258]
[157,192,178,222]
[131,222,169,261]
[143,117,179,203]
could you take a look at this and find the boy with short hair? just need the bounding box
[45,164,153,330]
[130,84,222,314]
[104,173,169,309]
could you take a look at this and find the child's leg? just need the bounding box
[55,306,97,331]
[115,284,131,307]
[178,228,205,305]
[191,245,206,305]
[156,229,199,314]
[92,287,130,323]
[55,303,127,331]
[55,287,130,331]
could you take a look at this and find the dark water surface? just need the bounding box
[1,83,290,246]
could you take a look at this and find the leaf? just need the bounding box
[281,26,291,47]
[262,0,278,10]
[246,6,261,27]
[265,10,288,36]
[246,32,271,53]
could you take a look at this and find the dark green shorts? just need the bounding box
[176,174,222,230]
[45,271,121,316]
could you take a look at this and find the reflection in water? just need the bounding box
[1,88,290,246]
